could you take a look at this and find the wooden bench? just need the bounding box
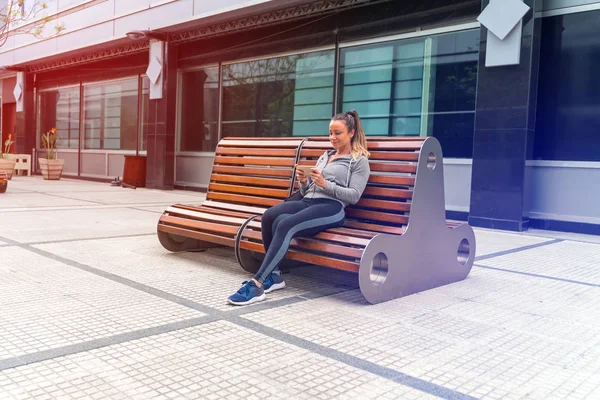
[236,136,476,304]
[157,137,305,253]
[0,171,7,193]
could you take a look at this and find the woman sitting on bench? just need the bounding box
[228,110,371,305]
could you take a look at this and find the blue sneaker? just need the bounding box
[263,271,286,293]
[227,280,265,306]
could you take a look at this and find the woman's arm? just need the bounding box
[299,177,311,195]
[300,152,327,195]
[322,157,370,205]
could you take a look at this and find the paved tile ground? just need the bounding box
[1,176,599,399]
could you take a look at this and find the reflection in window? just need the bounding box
[38,87,80,149]
[179,67,220,152]
[221,50,335,140]
[83,79,139,150]
[339,29,479,158]
[536,11,600,161]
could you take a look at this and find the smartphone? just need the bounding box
[296,165,315,176]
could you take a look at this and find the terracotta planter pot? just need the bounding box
[0,158,16,180]
[39,158,64,180]
[0,171,7,193]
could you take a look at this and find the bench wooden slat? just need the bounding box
[160,215,240,235]
[164,207,248,225]
[346,209,409,226]
[203,200,268,215]
[343,220,406,234]
[220,139,303,147]
[206,193,281,208]
[368,175,415,186]
[354,198,411,212]
[369,162,417,173]
[160,225,235,247]
[214,156,296,167]
[212,165,293,178]
[210,174,291,188]
[239,240,360,273]
[172,204,255,219]
[363,187,413,199]
[367,141,423,150]
[216,147,297,157]
[370,152,420,162]
[326,226,379,238]
[209,183,289,199]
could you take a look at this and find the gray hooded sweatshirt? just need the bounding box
[299,150,370,208]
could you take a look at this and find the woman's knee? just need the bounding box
[261,207,279,227]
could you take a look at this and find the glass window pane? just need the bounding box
[83,78,139,150]
[179,67,220,152]
[339,29,479,157]
[38,87,81,149]
[221,50,335,141]
[535,11,600,161]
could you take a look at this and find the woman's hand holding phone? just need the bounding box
[296,165,309,183]
[310,168,327,188]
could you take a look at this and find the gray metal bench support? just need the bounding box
[358,137,476,304]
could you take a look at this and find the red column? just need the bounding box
[14,73,36,155]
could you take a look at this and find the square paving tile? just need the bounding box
[242,265,600,399]
[0,208,158,243]
[0,321,440,400]
[0,192,96,210]
[53,189,204,206]
[473,228,553,257]
[35,236,358,312]
[477,240,600,284]
[0,247,204,360]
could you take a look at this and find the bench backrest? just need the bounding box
[297,136,428,234]
[206,137,305,212]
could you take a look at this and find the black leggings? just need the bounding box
[254,198,345,283]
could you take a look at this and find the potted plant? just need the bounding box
[0,134,16,180]
[39,128,64,180]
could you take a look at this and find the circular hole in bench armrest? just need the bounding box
[370,252,389,285]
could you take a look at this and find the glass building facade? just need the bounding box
[37,76,150,153]
[176,29,480,159]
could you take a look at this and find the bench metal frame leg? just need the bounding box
[235,216,263,273]
[358,137,476,304]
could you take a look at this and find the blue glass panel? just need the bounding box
[393,99,422,116]
[293,104,332,120]
[294,87,334,105]
[392,117,421,136]
[535,11,600,161]
[394,80,422,99]
[292,120,330,136]
[360,118,390,135]
[342,101,390,118]
[343,82,392,102]
[342,65,393,85]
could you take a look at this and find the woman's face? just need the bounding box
[329,120,354,152]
